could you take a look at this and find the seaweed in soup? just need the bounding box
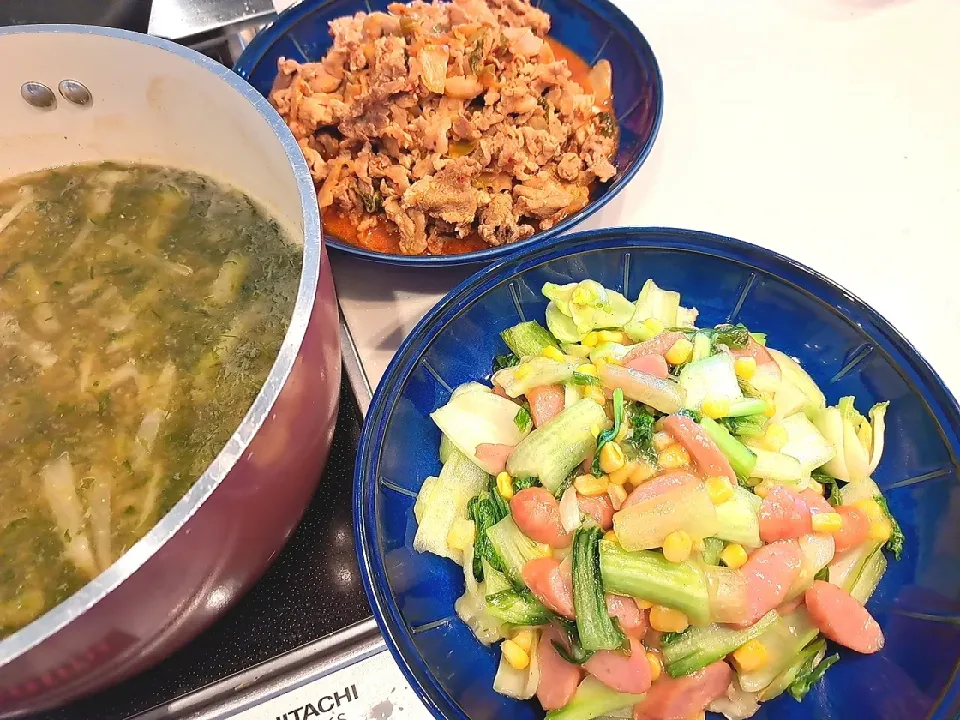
[0,162,301,638]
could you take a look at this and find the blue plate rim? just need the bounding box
[234,0,664,267]
[354,226,960,719]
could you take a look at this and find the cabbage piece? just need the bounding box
[738,608,818,694]
[493,628,542,699]
[413,450,490,563]
[624,279,697,341]
[814,397,889,483]
[613,480,719,551]
[542,280,635,336]
[455,547,507,645]
[431,390,531,473]
[493,356,578,398]
[41,454,98,579]
[786,533,836,600]
[546,302,582,343]
[589,341,632,365]
[677,352,743,410]
[708,678,761,720]
[768,349,826,415]
[779,413,836,473]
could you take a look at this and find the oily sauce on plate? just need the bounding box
[324,38,613,256]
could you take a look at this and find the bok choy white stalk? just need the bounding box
[494,628,542,699]
[431,388,531,473]
[814,397,889,483]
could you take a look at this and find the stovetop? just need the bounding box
[40,376,373,720]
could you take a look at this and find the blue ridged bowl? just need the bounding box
[355,228,960,719]
[234,0,662,266]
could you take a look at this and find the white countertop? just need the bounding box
[333,0,960,395]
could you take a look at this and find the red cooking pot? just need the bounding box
[0,25,340,715]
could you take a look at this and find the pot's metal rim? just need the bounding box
[0,24,322,666]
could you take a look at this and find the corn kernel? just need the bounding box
[599,442,626,474]
[869,519,893,542]
[608,483,628,510]
[615,421,631,443]
[642,318,664,337]
[763,400,777,417]
[501,639,530,670]
[705,475,734,505]
[603,530,619,543]
[609,461,635,486]
[541,346,565,362]
[576,363,599,377]
[807,481,825,496]
[574,473,609,497]
[511,629,535,653]
[592,359,608,375]
[514,364,533,380]
[665,338,694,365]
[734,356,757,381]
[631,459,657,484]
[635,598,654,610]
[653,431,675,452]
[646,651,663,682]
[583,386,607,404]
[662,530,693,563]
[762,423,789,452]
[446,518,476,551]
[811,512,843,533]
[598,330,626,344]
[719,542,748,569]
[658,443,690,469]
[701,396,731,420]
[583,331,600,347]
[649,605,689,633]
[732,640,770,673]
[590,423,602,438]
[496,471,515,500]
[854,499,885,524]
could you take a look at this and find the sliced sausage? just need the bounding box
[625,353,669,379]
[623,332,686,363]
[633,660,733,720]
[605,594,648,639]
[833,505,871,553]
[759,486,811,543]
[622,470,699,509]
[661,414,737,484]
[584,637,652,694]
[578,493,615,530]
[805,580,884,653]
[729,337,778,368]
[523,557,575,619]
[527,384,565,427]
[800,488,834,516]
[737,540,803,626]
[537,625,583,711]
[474,443,513,475]
[511,487,570,548]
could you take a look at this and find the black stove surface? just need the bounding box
[40,376,371,720]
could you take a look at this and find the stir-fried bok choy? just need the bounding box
[411,276,899,719]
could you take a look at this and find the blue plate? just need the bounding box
[234,0,662,266]
[355,227,960,719]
